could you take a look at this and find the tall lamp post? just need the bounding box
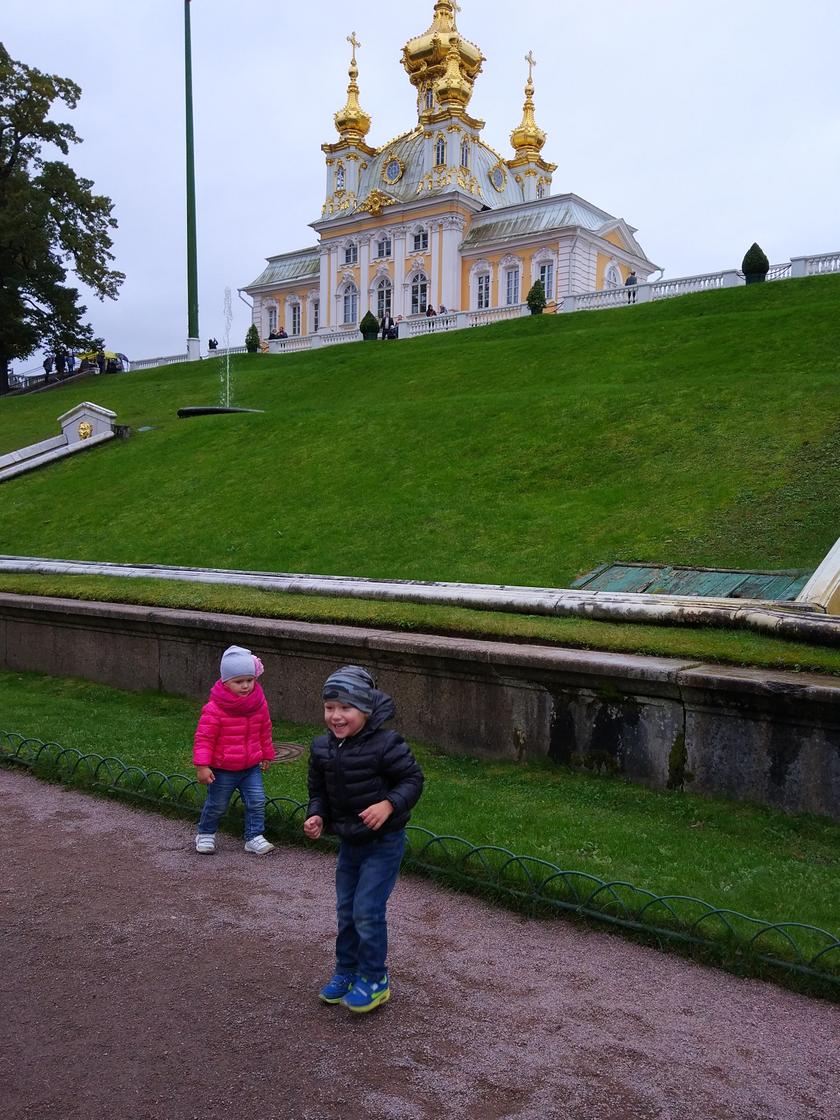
[184,0,200,360]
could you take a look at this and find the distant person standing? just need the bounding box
[42,354,54,381]
[96,349,106,375]
[208,337,218,351]
[625,270,638,303]
[66,352,75,375]
[55,351,67,378]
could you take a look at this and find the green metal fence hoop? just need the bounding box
[1,728,838,987]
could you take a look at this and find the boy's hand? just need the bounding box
[359,800,394,831]
[304,815,324,840]
[196,765,215,785]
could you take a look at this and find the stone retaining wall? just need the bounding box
[1,594,838,820]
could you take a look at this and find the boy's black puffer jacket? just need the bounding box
[307,691,424,843]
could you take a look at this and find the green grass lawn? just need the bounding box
[3,571,840,676]
[3,668,837,944]
[1,276,839,588]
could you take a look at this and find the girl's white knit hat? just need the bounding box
[220,645,261,681]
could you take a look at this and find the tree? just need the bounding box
[526,278,547,314]
[0,44,123,394]
[245,323,260,352]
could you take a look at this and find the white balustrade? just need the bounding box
[119,249,840,371]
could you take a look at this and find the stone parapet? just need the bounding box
[0,593,838,820]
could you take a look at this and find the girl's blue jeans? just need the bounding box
[335,828,406,979]
[196,764,266,841]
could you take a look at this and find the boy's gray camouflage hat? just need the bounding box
[322,665,376,713]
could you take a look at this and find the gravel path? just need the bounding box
[2,768,837,1120]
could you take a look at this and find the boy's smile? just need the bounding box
[324,701,368,739]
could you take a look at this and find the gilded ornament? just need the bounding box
[381,156,405,186]
[78,421,93,440]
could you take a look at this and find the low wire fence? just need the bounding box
[2,729,837,989]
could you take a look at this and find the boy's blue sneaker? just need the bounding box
[318,972,357,1005]
[340,973,390,1013]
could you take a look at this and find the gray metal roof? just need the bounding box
[246,249,320,289]
[461,198,612,249]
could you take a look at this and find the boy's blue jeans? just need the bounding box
[335,828,406,979]
[196,764,266,841]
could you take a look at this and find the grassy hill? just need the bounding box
[1,275,839,588]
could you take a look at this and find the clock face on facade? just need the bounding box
[489,165,506,192]
[382,157,404,185]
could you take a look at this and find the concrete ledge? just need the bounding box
[1,592,838,820]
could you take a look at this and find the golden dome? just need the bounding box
[435,37,473,112]
[510,53,547,158]
[334,32,371,143]
[402,1,484,107]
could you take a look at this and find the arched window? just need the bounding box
[536,183,546,199]
[460,140,469,168]
[312,300,320,333]
[267,305,278,333]
[344,243,358,265]
[376,278,392,319]
[425,88,434,110]
[435,135,446,166]
[289,302,301,336]
[336,164,345,191]
[412,228,429,252]
[343,283,358,324]
[504,267,520,306]
[476,273,491,310]
[605,264,621,290]
[411,273,428,315]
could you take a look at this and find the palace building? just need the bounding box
[242,1,659,340]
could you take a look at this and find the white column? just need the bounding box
[430,221,441,310]
[330,245,341,327]
[441,217,464,310]
[393,226,407,318]
[318,250,330,330]
[360,236,371,317]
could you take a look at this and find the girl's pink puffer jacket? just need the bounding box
[193,680,275,770]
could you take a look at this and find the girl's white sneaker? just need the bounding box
[195,833,216,854]
[244,835,275,855]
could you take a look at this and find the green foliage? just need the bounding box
[359,310,380,335]
[742,242,770,275]
[0,45,123,393]
[526,278,547,311]
[1,275,839,590]
[245,323,260,352]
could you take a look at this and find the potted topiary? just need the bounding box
[359,310,380,340]
[245,324,260,352]
[742,243,770,284]
[526,278,547,314]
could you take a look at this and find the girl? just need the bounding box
[193,644,276,855]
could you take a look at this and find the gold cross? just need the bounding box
[450,1,462,17]
[347,31,361,63]
[525,50,537,82]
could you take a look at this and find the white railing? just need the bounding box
[405,313,459,337]
[464,304,529,327]
[266,336,313,354]
[130,352,190,371]
[109,250,840,373]
[792,250,840,276]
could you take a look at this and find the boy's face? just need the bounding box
[224,675,256,697]
[324,701,368,739]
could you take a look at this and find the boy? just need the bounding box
[304,665,424,1013]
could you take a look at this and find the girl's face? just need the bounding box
[225,675,255,697]
[324,701,368,740]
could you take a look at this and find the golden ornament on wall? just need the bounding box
[78,421,93,440]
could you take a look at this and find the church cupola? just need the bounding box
[333,31,371,145]
[321,32,375,216]
[507,52,557,201]
[402,1,484,122]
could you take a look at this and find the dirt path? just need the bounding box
[1,769,837,1120]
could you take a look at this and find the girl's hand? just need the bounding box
[196,765,215,785]
[359,800,394,831]
[260,760,271,772]
[304,815,324,840]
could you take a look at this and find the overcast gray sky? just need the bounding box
[5,0,840,371]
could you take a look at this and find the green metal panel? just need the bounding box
[572,563,813,602]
